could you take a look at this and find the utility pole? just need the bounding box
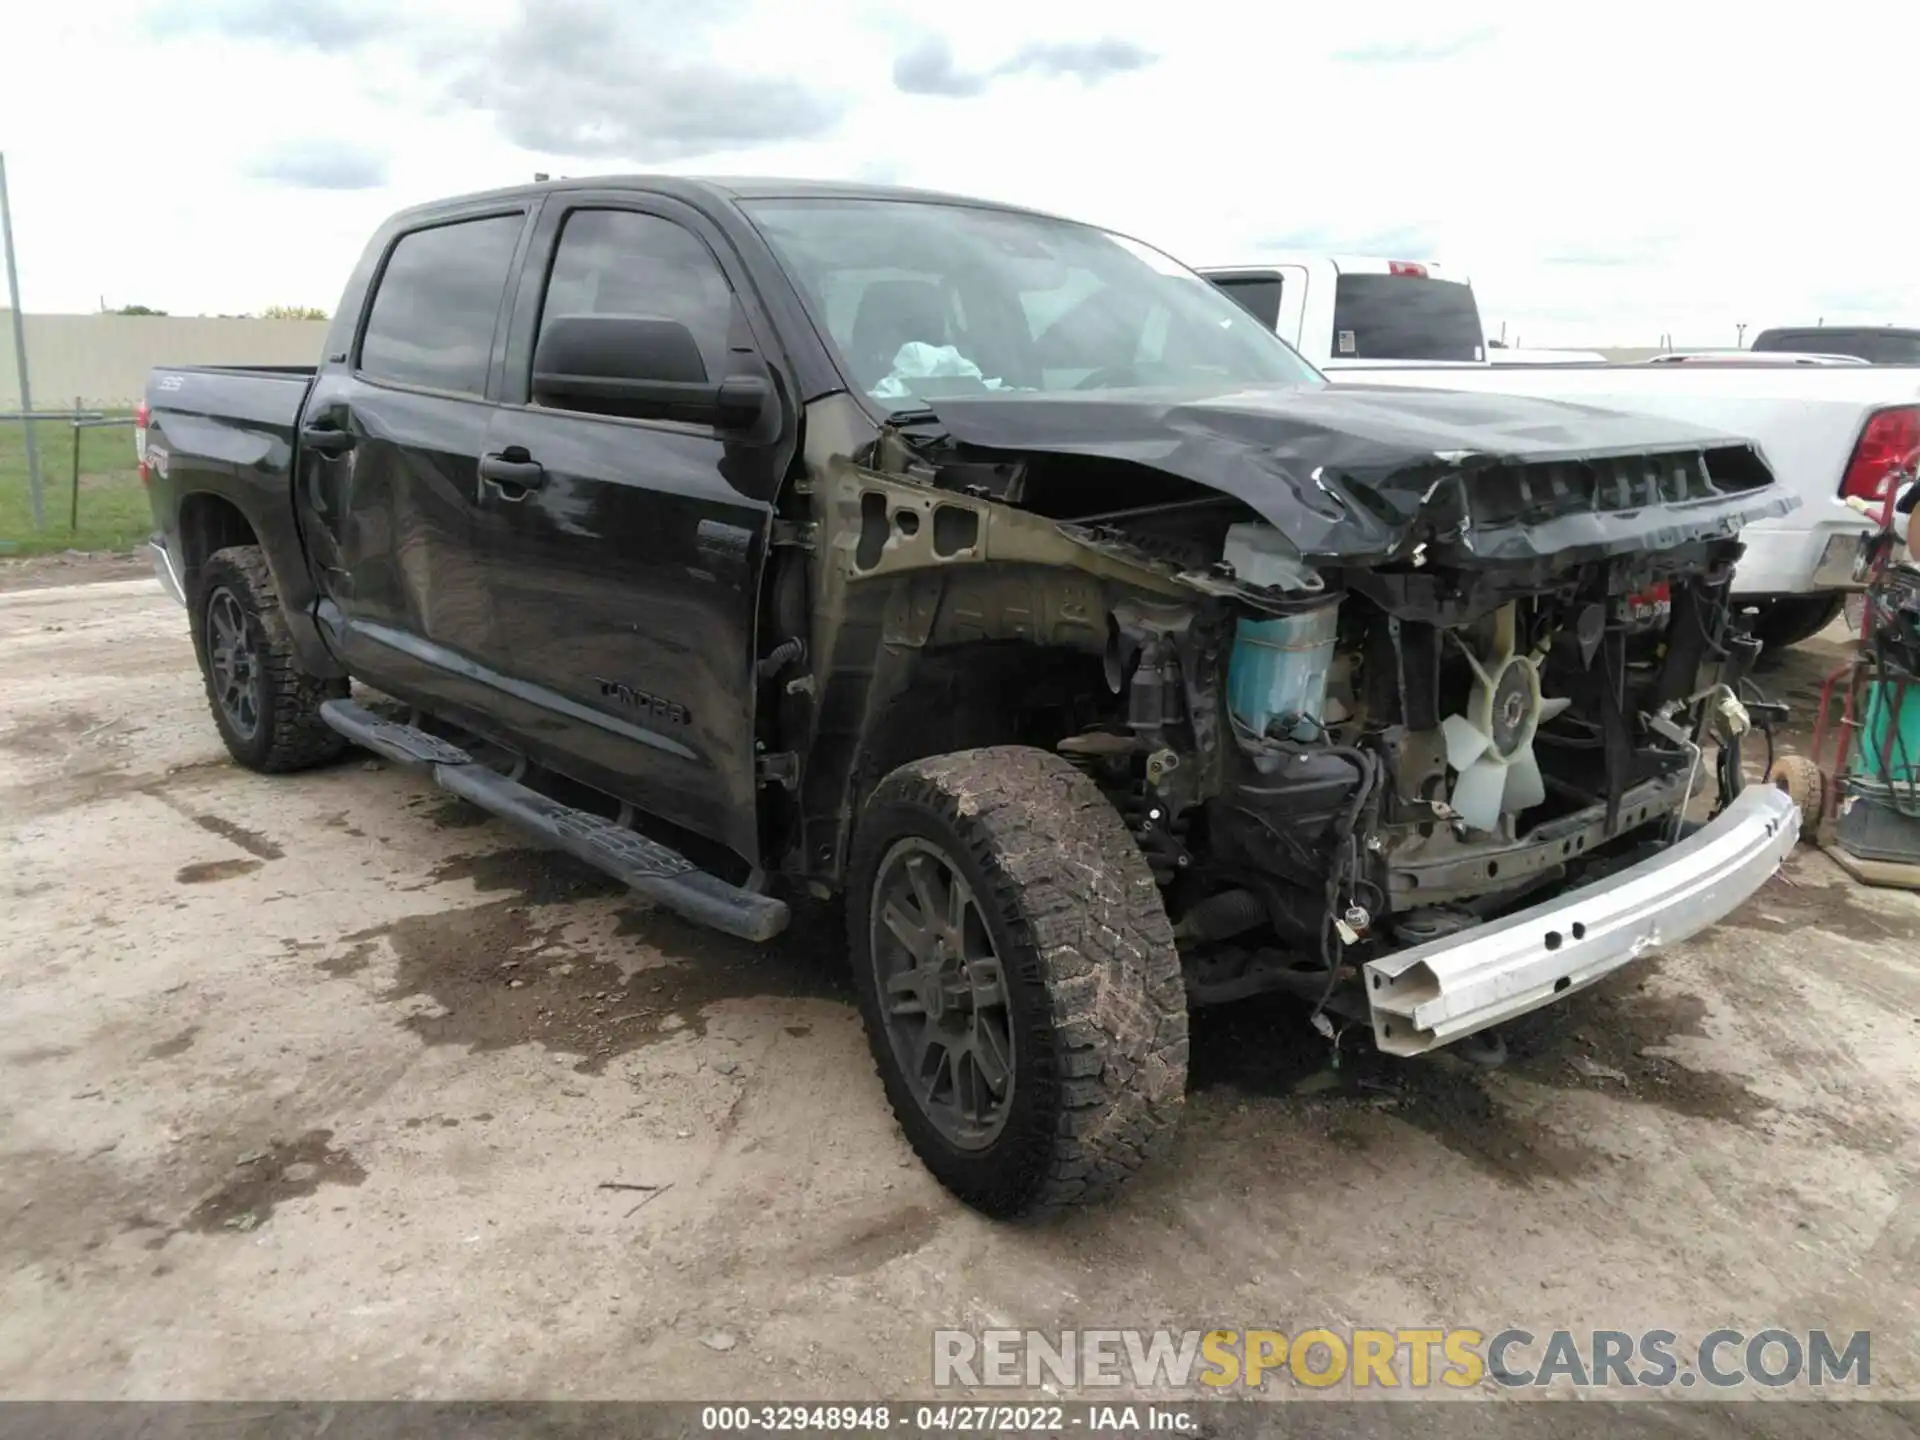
[1,151,44,530]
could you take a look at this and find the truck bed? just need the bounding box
[149,364,315,429]
[143,364,319,622]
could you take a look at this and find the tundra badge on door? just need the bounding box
[594,678,691,727]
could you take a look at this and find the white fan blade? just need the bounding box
[1442,713,1493,772]
[1537,695,1572,724]
[1502,746,1547,814]
[1451,760,1508,833]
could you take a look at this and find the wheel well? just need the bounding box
[178,493,259,581]
[857,642,1112,806]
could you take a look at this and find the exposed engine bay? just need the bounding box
[1060,508,1764,1021]
[780,384,1797,1041]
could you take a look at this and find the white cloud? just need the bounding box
[2,0,1915,344]
[244,138,391,190]
[893,33,1158,97]
[1329,27,1496,65]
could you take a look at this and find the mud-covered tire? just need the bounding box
[848,746,1188,1218]
[1751,594,1847,655]
[1768,753,1825,837]
[189,545,348,773]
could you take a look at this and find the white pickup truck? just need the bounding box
[1201,255,1920,650]
[1201,253,1490,370]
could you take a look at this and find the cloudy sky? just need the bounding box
[1,0,1911,346]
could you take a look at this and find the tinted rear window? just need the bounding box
[1863,335,1920,362]
[359,214,524,395]
[1210,275,1284,330]
[1331,274,1483,362]
[1752,329,1920,363]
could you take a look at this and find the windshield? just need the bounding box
[743,198,1323,410]
[1330,274,1485,362]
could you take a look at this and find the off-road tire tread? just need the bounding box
[1768,753,1824,837]
[850,746,1187,1217]
[193,545,348,773]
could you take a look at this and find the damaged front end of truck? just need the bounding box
[771,383,1803,1058]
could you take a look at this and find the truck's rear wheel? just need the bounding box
[848,747,1187,1217]
[1751,594,1847,654]
[190,546,348,773]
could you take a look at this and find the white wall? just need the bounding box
[0,313,330,409]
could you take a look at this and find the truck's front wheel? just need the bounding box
[190,546,348,773]
[848,747,1187,1217]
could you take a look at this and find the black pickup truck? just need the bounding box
[144,176,1801,1216]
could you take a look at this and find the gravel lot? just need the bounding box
[2,575,1917,1403]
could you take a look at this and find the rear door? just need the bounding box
[474,191,792,863]
[297,205,532,709]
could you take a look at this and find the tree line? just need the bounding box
[108,304,328,320]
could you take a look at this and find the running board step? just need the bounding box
[318,698,789,943]
[321,698,476,767]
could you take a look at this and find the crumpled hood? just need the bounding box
[909,382,1796,563]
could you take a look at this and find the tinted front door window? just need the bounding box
[538,209,734,382]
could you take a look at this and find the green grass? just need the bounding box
[0,415,152,557]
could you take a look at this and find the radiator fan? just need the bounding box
[1440,604,1569,833]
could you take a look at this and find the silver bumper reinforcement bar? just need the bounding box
[1366,785,1799,1057]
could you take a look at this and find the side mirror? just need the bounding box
[532,314,769,430]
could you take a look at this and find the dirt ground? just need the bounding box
[0,548,149,594]
[1,576,1916,1404]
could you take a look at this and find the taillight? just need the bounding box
[1387,261,1429,277]
[135,400,151,485]
[1619,581,1672,629]
[1841,405,1920,503]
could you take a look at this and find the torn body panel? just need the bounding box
[786,395,1207,884]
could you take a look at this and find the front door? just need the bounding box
[473,196,791,863]
[296,207,529,713]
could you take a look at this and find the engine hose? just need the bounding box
[1173,888,1267,943]
[756,636,806,679]
[1226,727,1379,1018]
[1737,677,1776,782]
[1310,747,1379,1023]
[1124,788,1190,884]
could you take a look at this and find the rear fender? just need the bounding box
[173,485,346,680]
